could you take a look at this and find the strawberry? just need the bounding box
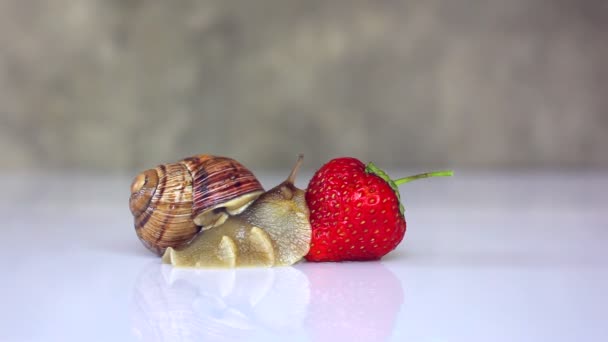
[305,157,452,261]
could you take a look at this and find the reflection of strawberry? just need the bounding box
[306,157,452,261]
[302,262,404,341]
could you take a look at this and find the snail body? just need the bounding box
[162,156,311,268]
[129,155,264,255]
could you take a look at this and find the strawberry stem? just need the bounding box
[393,170,454,186]
[365,162,453,214]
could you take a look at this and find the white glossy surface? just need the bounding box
[1,171,607,342]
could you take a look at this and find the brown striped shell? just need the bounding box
[129,155,264,255]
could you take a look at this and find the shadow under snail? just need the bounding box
[129,154,311,268]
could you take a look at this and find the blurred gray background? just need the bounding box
[1,0,607,172]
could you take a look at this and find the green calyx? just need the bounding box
[365,162,454,214]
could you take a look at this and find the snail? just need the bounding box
[162,155,312,268]
[129,155,264,255]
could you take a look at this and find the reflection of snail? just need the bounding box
[163,156,311,268]
[131,263,310,341]
[131,262,404,341]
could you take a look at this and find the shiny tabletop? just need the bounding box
[2,170,607,342]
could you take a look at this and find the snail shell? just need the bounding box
[129,155,264,255]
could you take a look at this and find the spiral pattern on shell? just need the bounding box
[129,155,264,256]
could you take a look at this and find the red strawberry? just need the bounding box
[305,157,452,261]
